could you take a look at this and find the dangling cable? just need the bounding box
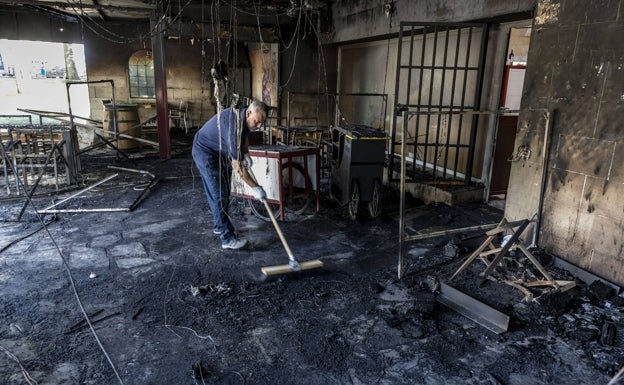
[1,152,125,385]
[381,9,392,128]
[306,12,330,132]
[279,2,303,88]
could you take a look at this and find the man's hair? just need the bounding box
[248,100,268,119]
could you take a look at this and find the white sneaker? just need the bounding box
[222,238,248,250]
[213,229,222,234]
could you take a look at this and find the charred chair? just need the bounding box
[168,100,189,134]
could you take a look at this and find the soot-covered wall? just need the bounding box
[506,0,624,285]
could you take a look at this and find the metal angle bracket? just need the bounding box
[436,282,510,334]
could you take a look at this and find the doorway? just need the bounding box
[0,39,88,124]
[488,25,531,208]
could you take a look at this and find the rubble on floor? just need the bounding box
[1,150,623,384]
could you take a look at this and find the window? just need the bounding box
[128,50,155,98]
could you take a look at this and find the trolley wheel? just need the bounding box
[368,178,382,218]
[248,162,312,221]
[348,179,360,220]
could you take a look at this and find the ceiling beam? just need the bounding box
[0,0,155,14]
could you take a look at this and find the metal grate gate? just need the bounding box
[389,22,489,184]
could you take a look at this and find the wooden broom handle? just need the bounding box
[262,198,296,262]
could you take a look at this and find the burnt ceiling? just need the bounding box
[0,0,332,24]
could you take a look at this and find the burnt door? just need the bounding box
[489,115,517,196]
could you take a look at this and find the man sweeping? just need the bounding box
[192,100,268,250]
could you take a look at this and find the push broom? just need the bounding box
[259,197,324,276]
[245,165,323,276]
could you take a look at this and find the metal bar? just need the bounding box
[422,27,434,174]
[407,25,418,176]
[17,108,158,147]
[65,80,115,154]
[41,174,119,211]
[393,21,487,28]
[39,169,158,214]
[401,109,521,116]
[389,23,405,179]
[128,176,159,211]
[436,282,509,334]
[398,111,408,279]
[315,151,320,212]
[39,207,132,213]
[532,110,552,247]
[0,115,32,124]
[403,222,498,242]
[16,108,103,125]
[438,26,451,180]
[106,166,158,211]
[107,166,156,179]
[415,143,469,148]
[432,26,446,181]
[454,27,473,179]
[483,115,502,200]
[465,24,490,183]
[398,64,481,71]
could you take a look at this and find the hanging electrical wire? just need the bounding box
[253,2,264,44]
[381,5,393,130]
[233,0,239,102]
[0,152,126,385]
[279,2,303,88]
[199,0,206,120]
[63,0,193,44]
[305,11,331,128]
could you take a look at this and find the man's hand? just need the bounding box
[251,186,267,201]
[243,153,253,168]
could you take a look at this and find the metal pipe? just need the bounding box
[388,23,405,180]
[439,26,451,180]
[41,174,119,211]
[107,165,156,179]
[403,222,498,242]
[465,24,490,184]
[454,27,473,178]
[40,208,132,213]
[531,109,553,247]
[422,26,432,175]
[398,111,408,279]
[446,27,462,178]
[430,25,440,179]
[128,176,159,211]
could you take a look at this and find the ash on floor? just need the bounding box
[1,150,623,385]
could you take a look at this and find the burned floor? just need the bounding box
[1,143,624,385]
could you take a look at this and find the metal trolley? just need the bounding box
[330,124,387,220]
[231,145,320,221]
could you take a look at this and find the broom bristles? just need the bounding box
[261,259,323,276]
